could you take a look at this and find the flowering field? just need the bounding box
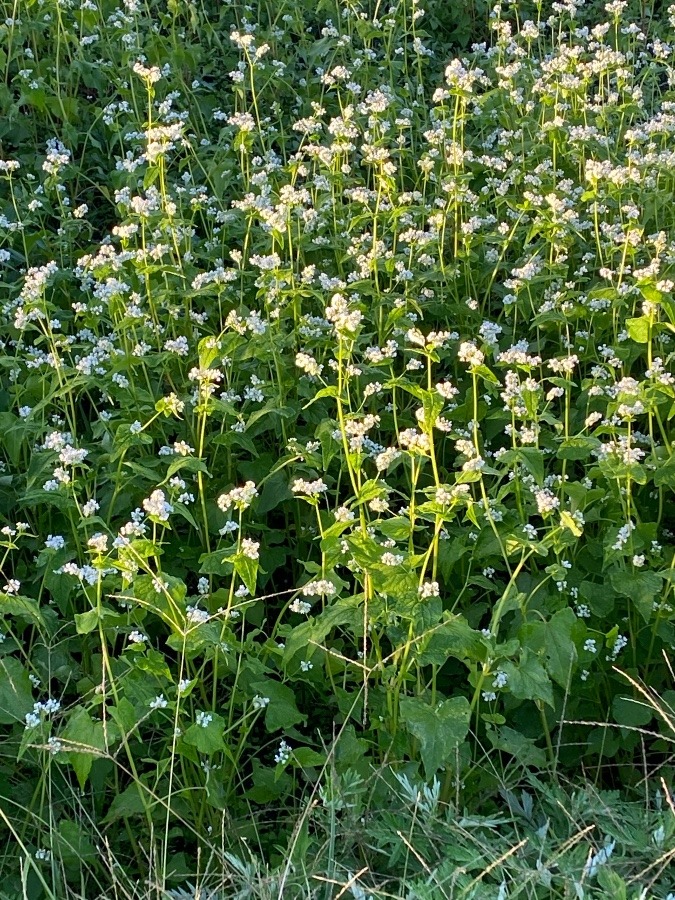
[1,0,674,895]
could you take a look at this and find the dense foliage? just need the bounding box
[0,0,674,895]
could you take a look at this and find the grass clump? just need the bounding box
[0,0,674,895]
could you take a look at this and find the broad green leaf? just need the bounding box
[250,680,306,731]
[377,516,412,541]
[487,725,547,769]
[283,595,362,662]
[61,707,112,789]
[182,712,226,755]
[612,696,653,728]
[626,316,651,343]
[354,479,387,505]
[610,571,663,623]
[399,695,471,778]
[54,820,97,866]
[290,747,326,768]
[234,553,258,596]
[522,608,578,688]
[417,614,483,666]
[75,606,125,634]
[556,436,601,461]
[257,471,291,514]
[0,593,46,630]
[518,448,545,485]
[165,456,210,480]
[199,549,234,576]
[502,649,554,708]
[0,657,34,725]
[654,458,675,488]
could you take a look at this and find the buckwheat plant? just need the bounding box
[0,0,674,892]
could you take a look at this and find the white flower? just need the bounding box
[82,499,100,517]
[492,670,508,689]
[142,489,173,522]
[292,478,328,496]
[217,481,258,512]
[87,533,108,553]
[301,580,336,596]
[290,599,312,615]
[240,538,259,560]
[274,739,292,764]
[612,521,635,551]
[128,630,148,643]
[295,352,323,377]
[534,489,559,516]
[436,381,459,400]
[333,506,355,522]
[195,711,213,728]
[187,606,209,625]
[25,711,41,728]
[133,61,162,83]
[458,342,485,366]
[149,695,168,710]
[381,552,404,566]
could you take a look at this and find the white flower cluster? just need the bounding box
[217,481,258,512]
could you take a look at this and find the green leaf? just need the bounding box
[354,479,387,506]
[518,448,545,485]
[472,364,500,385]
[654,457,675,488]
[61,707,112,789]
[542,609,578,687]
[626,316,651,343]
[502,649,554,707]
[610,571,663,623]
[54,820,97,866]
[257,471,291,515]
[250,680,306,731]
[0,657,34,725]
[0,593,46,630]
[182,712,226,755]
[165,455,210,480]
[522,608,578,688]
[557,436,601,461]
[638,284,662,303]
[487,725,547,769]
[103,782,149,823]
[75,606,125,634]
[290,747,326,768]
[234,553,258,596]
[283,596,362,662]
[417,614,483,666]
[612,696,653,728]
[377,516,412,541]
[399,695,471,778]
[199,549,234,576]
